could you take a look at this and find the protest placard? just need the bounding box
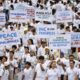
[9,10,27,23]
[26,7,35,19]
[14,3,27,11]
[56,10,73,23]
[71,33,80,47]
[36,24,56,38]
[35,9,52,21]
[0,13,5,26]
[0,31,20,46]
[49,34,71,49]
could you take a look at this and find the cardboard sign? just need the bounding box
[35,9,52,21]
[36,24,56,38]
[56,10,73,23]
[26,7,35,19]
[0,31,20,46]
[0,13,5,26]
[49,34,71,49]
[71,33,80,47]
[9,10,26,23]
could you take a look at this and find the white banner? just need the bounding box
[14,3,27,11]
[71,33,80,47]
[0,31,20,46]
[36,24,56,38]
[9,10,27,23]
[26,7,35,19]
[56,10,73,23]
[35,9,52,21]
[49,34,71,49]
[0,13,5,26]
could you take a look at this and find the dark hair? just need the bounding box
[2,56,7,61]
[39,56,44,60]
[10,51,14,54]
[60,24,64,29]
[29,39,34,44]
[12,45,17,49]
[69,54,74,58]
[25,62,31,66]
[41,41,46,44]
[52,9,56,15]
[24,46,29,50]
[66,26,70,30]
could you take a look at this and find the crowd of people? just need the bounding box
[0,0,80,80]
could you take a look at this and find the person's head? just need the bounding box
[30,50,36,56]
[72,26,77,32]
[60,24,64,29]
[10,26,14,31]
[50,60,57,69]
[70,61,75,68]
[10,51,14,58]
[2,56,7,64]
[45,47,50,54]
[28,39,34,45]
[25,62,31,69]
[38,56,44,64]
[41,41,46,48]
[12,45,17,51]
[24,46,29,53]
[69,55,74,61]
[65,26,70,32]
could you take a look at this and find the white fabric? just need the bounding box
[23,67,34,80]
[66,67,78,80]
[46,68,60,80]
[35,63,47,80]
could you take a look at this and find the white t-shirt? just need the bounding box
[46,68,60,80]
[35,63,47,80]
[1,70,9,80]
[37,46,45,57]
[22,54,31,63]
[23,67,34,80]
[66,67,78,80]
[0,63,4,77]
[8,59,18,70]
[77,68,80,78]
[29,45,36,52]
[63,60,79,67]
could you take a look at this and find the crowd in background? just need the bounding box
[0,0,80,80]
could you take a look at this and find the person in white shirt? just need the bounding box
[29,50,37,67]
[65,61,78,80]
[8,51,18,80]
[21,46,30,63]
[0,56,8,80]
[0,68,3,80]
[0,56,7,80]
[1,62,9,80]
[27,39,36,52]
[34,56,47,80]
[45,60,61,80]
[37,41,47,57]
[63,54,79,67]
[78,62,80,80]
[22,62,34,80]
